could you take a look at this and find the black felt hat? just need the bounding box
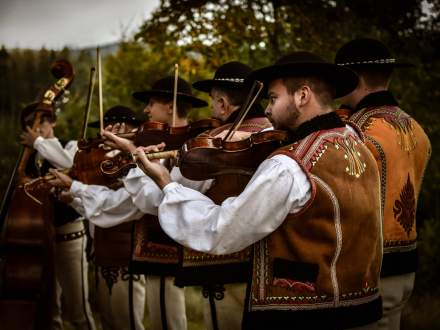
[193,61,252,93]
[335,38,414,68]
[88,105,143,128]
[247,51,359,98]
[132,76,207,108]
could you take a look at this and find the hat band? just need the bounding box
[105,116,136,121]
[338,58,396,66]
[214,77,245,83]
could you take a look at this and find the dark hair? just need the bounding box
[281,77,335,107]
[353,66,393,88]
[20,103,56,130]
[211,86,247,106]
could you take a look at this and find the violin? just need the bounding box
[0,60,74,329]
[178,129,289,180]
[134,117,223,150]
[97,117,222,178]
[99,81,290,180]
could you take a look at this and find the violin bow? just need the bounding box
[97,47,104,134]
[172,63,179,127]
[222,80,264,142]
[80,67,96,140]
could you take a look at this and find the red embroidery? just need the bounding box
[393,174,416,237]
[273,277,316,293]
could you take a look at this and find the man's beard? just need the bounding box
[273,103,300,130]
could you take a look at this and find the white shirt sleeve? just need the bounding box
[122,167,213,216]
[69,180,144,228]
[158,154,312,255]
[33,137,78,169]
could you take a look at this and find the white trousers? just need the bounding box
[378,272,415,330]
[203,283,246,330]
[52,221,96,330]
[96,266,146,330]
[146,275,187,330]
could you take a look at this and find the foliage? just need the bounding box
[103,40,212,121]
[0,2,439,326]
[135,0,440,220]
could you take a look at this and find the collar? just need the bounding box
[289,111,345,143]
[355,90,399,111]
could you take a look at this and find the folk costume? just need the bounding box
[83,106,146,330]
[21,104,96,330]
[335,38,432,330]
[70,80,208,330]
[151,52,384,329]
[178,61,271,330]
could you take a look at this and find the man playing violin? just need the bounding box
[127,52,384,330]
[20,103,96,330]
[175,61,272,330]
[100,62,272,330]
[79,105,148,330]
[52,76,208,330]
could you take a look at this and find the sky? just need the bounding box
[0,0,160,49]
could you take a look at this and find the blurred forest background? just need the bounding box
[0,0,439,328]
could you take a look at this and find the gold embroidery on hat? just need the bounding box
[335,138,366,178]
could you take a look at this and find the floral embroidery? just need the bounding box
[393,174,416,236]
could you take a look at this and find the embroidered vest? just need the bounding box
[246,126,383,329]
[131,214,181,276]
[348,106,431,276]
[175,117,272,286]
[94,223,132,267]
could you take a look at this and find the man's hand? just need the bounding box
[134,145,171,189]
[51,187,74,204]
[48,169,74,189]
[214,130,252,141]
[104,122,137,135]
[20,126,40,147]
[102,131,136,153]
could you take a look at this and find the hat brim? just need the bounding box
[192,79,245,93]
[88,118,144,128]
[132,89,207,108]
[247,62,359,99]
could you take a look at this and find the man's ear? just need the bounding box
[51,121,57,128]
[219,96,228,115]
[167,101,174,114]
[294,85,311,108]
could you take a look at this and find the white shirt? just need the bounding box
[32,136,84,222]
[69,167,213,229]
[33,136,77,169]
[158,154,311,255]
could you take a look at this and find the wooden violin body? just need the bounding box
[179,129,289,180]
[72,141,123,188]
[0,60,74,329]
[99,118,223,178]
[134,118,223,149]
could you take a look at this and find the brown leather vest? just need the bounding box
[247,126,383,327]
[347,106,431,276]
[176,117,272,286]
[131,214,181,276]
[94,223,132,267]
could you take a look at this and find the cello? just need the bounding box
[0,60,74,330]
